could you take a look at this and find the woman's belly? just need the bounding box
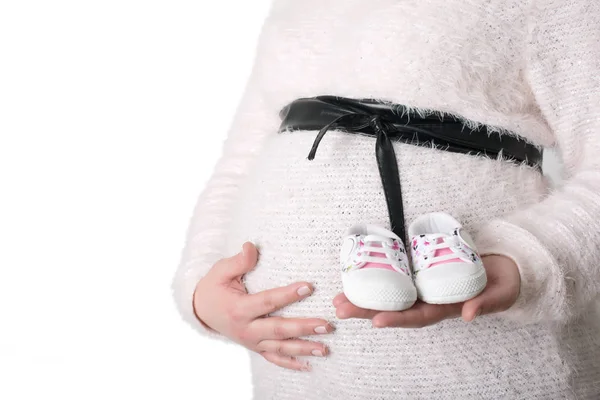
[226,131,584,398]
[228,130,548,301]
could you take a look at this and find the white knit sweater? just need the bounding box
[173,1,600,398]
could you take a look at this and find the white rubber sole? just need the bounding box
[416,267,487,304]
[344,297,416,312]
[342,269,417,311]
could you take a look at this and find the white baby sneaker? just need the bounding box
[408,213,487,304]
[340,225,417,311]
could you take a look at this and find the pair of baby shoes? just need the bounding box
[340,213,487,311]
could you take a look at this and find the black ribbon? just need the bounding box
[292,96,543,241]
[307,112,407,240]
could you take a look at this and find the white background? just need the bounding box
[0,2,568,400]
[0,1,272,399]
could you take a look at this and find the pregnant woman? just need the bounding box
[173,1,600,398]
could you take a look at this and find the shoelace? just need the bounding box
[355,234,405,274]
[308,113,406,240]
[419,234,463,269]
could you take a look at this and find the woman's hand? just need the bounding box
[332,255,521,328]
[194,242,334,371]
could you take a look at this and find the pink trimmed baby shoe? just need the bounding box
[408,213,487,304]
[340,225,417,311]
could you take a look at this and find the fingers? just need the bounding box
[241,282,315,318]
[333,296,379,320]
[462,255,521,322]
[213,242,259,282]
[372,301,462,328]
[332,293,348,307]
[258,338,329,372]
[462,278,519,322]
[260,352,311,372]
[250,317,334,340]
[257,339,329,358]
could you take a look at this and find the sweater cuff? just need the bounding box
[171,255,228,341]
[474,219,567,324]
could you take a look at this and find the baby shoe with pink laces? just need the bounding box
[408,213,487,304]
[340,225,417,311]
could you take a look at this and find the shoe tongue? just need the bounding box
[431,236,450,257]
[427,235,462,268]
[420,233,448,246]
[359,236,396,272]
[362,236,387,259]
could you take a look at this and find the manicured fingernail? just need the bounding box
[314,326,328,334]
[372,321,384,328]
[311,349,324,357]
[468,309,482,322]
[297,286,312,296]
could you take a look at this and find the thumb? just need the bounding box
[461,297,484,322]
[462,283,507,322]
[214,242,259,282]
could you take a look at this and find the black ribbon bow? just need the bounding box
[307,112,407,240]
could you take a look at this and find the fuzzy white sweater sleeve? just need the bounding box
[476,1,600,324]
[171,72,278,337]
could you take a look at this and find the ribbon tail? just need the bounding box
[375,130,406,240]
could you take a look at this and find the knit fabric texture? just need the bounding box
[172,1,600,398]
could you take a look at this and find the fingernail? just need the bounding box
[302,363,312,372]
[297,286,312,296]
[472,309,482,321]
[241,244,246,256]
[311,349,324,357]
[314,326,328,334]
